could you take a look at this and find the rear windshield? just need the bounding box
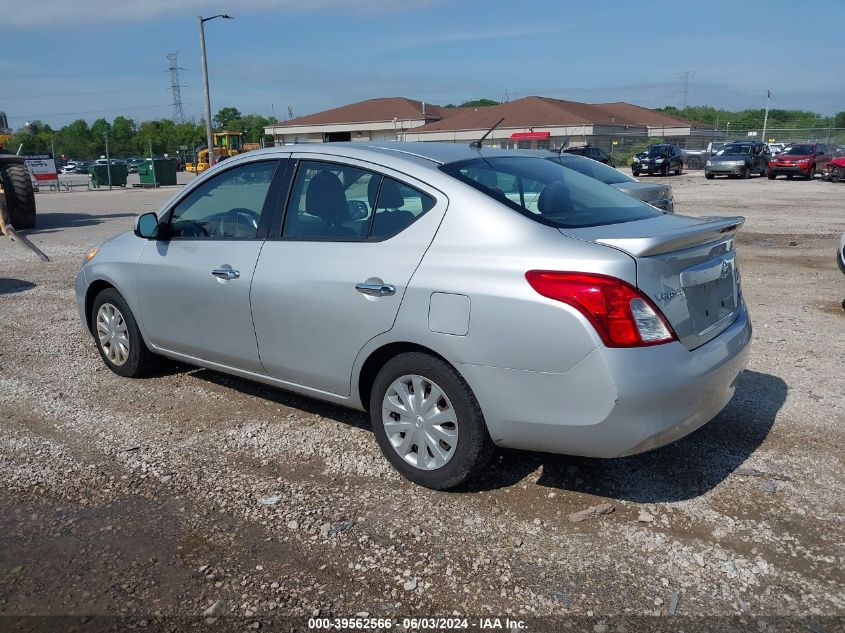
[546,153,632,185]
[440,156,661,228]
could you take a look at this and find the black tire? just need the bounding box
[787,174,794,180]
[632,170,640,178]
[0,163,36,229]
[806,166,816,181]
[741,166,751,179]
[705,173,715,180]
[661,163,669,176]
[90,288,157,378]
[768,172,776,180]
[369,352,494,490]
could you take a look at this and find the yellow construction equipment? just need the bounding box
[186,131,244,173]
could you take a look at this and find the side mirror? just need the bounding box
[135,212,160,239]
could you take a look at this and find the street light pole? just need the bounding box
[198,14,233,169]
[761,90,771,143]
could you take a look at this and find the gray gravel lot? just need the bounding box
[1,169,843,630]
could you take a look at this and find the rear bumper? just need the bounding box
[459,302,752,458]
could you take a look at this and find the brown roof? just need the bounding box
[409,96,616,133]
[591,102,699,128]
[272,97,442,127]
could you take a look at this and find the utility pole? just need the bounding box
[104,132,112,190]
[199,14,233,169]
[761,90,771,143]
[167,52,186,124]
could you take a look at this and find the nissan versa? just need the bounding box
[76,142,752,489]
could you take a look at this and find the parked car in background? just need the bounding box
[682,141,728,169]
[767,143,831,180]
[563,144,614,166]
[546,151,674,212]
[75,142,750,489]
[127,158,146,173]
[767,143,785,156]
[632,144,684,176]
[823,156,845,183]
[705,141,771,179]
[61,162,78,174]
[75,161,92,174]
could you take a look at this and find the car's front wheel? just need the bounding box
[806,166,816,181]
[705,173,715,180]
[91,288,156,378]
[369,352,494,490]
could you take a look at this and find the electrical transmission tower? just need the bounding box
[675,70,695,108]
[167,52,186,124]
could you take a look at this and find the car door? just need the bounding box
[250,156,447,396]
[135,158,286,373]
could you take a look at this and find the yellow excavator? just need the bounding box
[186,131,243,173]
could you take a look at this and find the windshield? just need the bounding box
[440,156,661,228]
[782,145,815,156]
[546,153,633,185]
[645,146,669,156]
[717,143,753,156]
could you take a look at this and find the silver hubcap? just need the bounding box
[382,374,458,471]
[96,303,130,366]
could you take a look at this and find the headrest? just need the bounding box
[368,176,405,209]
[306,171,347,225]
[538,181,570,215]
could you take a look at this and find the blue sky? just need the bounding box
[3,0,843,129]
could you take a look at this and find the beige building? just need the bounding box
[265,95,706,151]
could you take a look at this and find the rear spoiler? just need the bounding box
[593,216,745,257]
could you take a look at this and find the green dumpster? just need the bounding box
[89,162,128,188]
[138,159,177,186]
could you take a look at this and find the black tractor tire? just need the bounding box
[0,163,37,229]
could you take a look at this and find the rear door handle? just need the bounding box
[355,282,396,297]
[212,268,240,280]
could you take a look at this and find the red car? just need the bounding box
[824,156,845,182]
[767,143,832,180]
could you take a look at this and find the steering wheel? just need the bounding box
[219,207,260,237]
[174,219,209,237]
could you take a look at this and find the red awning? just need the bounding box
[510,131,550,140]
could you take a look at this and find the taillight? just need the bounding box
[525,271,676,347]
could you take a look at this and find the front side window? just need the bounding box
[442,156,660,228]
[168,161,278,238]
[283,161,435,240]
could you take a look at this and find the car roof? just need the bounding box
[241,141,534,168]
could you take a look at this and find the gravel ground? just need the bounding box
[1,170,843,632]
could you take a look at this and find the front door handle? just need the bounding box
[356,282,396,297]
[212,268,240,280]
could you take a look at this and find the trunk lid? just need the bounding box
[560,214,744,350]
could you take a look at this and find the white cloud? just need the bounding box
[7,0,435,29]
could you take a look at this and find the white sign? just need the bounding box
[24,154,59,184]
[746,131,758,136]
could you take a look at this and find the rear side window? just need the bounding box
[370,177,435,239]
[441,156,661,228]
[283,161,434,240]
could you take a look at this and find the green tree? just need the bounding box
[110,116,136,156]
[213,107,242,130]
[444,98,500,108]
[835,112,845,128]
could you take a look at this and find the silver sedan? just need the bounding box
[76,142,752,489]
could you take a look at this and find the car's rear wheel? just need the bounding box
[91,288,156,378]
[369,352,494,490]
